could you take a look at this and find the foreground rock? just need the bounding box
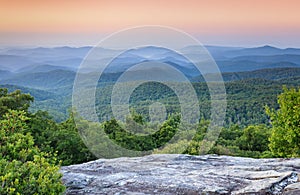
[61,154,300,194]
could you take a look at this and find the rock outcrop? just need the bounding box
[61,154,300,194]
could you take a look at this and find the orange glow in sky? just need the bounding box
[0,0,299,47]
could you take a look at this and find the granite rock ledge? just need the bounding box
[61,154,300,194]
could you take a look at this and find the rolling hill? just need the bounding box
[1,45,300,77]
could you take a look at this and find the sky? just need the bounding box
[0,0,299,47]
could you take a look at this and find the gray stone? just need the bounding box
[61,154,300,194]
[283,182,300,195]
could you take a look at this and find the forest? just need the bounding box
[1,82,300,193]
[1,0,300,192]
[1,46,300,193]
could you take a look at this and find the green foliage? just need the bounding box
[193,119,210,141]
[217,124,242,146]
[158,121,272,158]
[27,111,96,166]
[0,88,33,118]
[0,110,37,162]
[237,125,271,152]
[53,113,96,165]
[3,79,300,193]
[103,114,180,151]
[27,111,59,153]
[154,139,191,154]
[0,110,65,195]
[5,67,300,125]
[266,87,300,157]
[93,79,286,127]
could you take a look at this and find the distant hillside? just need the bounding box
[16,64,73,73]
[4,46,92,60]
[216,60,298,72]
[0,70,13,80]
[1,45,300,123]
[0,54,35,71]
[0,84,58,101]
[0,84,69,122]
[232,54,300,64]
[1,45,300,75]
[1,67,300,124]
[1,70,76,90]
[224,45,300,57]
[192,67,300,82]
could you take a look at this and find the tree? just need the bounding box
[27,111,59,154]
[54,113,96,165]
[266,87,300,157]
[27,110,96,166]
[0,89,33,118]
[237,124,270,152]
[0,110,65,194]
[103,114,180,151]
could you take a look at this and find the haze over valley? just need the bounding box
[0,44,300,124]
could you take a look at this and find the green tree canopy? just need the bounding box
[266,87,300,157]
[237,124,270,152]
[0,88,33,118]
[0,110,65,195]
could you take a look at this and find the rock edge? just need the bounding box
[61,154,300,194]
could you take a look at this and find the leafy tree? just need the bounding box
[217,124,242,146]
[237,125,270,152]
[192,119,210,142]
[219,124,242,141]
[266,87,300,157]
[103,114,180,151]
[26,111,96,166]
[53,113,97,165]
[0,110,65,195]
[27,111,59,154]
[0,88,33,118]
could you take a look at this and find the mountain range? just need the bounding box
[1,45,300,121]
[1,44,300,92]
[1,45,300,74]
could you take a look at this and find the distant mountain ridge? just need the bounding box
[1,69,75,90]
[223,45,300,57]
[1,45,300,96]
[0,45,300,75]
[2,67,300,92]
[16,64,73,73]
[1,45,300,123]
[191,67,300,82]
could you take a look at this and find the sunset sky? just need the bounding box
[0,0,299,47]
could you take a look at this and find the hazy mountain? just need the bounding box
[103,46,199,77]
[181,45,242,60]
[224,45,300,57]
[1,45,300,77]
[0,47,92,72]
[2,45,300,123]
[216,60,299,72]
[4,46,92,60]
[43,58,83,69]
[0,84,58,101]
[0,55,35,71]
[126,46,172,58]
[16,64,73,73]
[192,67,300,82]
[1,70,76,90]
[222,67,300,81]
[0,70,13,80]
[232,54,300,64]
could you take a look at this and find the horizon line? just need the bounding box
[1,44,299,50]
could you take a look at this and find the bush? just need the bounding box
[0,110,65,195]
[266,87,300,157]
